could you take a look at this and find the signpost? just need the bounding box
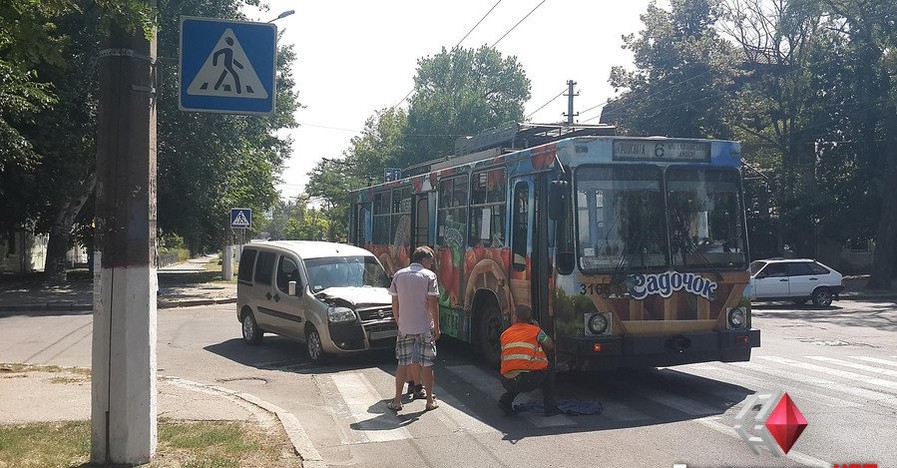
[179,17,277,115]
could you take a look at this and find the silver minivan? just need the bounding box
[236,241,396,362]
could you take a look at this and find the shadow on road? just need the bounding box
[205,334,755,441]
[752,301,897,332]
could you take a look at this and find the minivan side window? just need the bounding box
[254,251,276,286]
[238,249,258,283]
[276,256,300,294]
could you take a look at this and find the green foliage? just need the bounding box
[155,0,301,254]
[262,195,329,241]
[401,46,531,166]
[605,0,738,138]
[304,46,529,238]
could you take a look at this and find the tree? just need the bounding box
[304,107,406,240]
[604,0,740,139]
[819,0,897,288]
[154,0,300,254]
[401,46,531,166]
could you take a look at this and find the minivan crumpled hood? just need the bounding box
[316,287,391,308]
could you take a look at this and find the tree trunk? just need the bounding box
[866,105,897,290]
[43,177,96,285]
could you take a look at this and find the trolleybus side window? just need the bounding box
[391,186,412,251]
[469,169,506,248]
[667,167,747,268]
[437,176,468,250]
[373,190,391,245]
[512,182,529,271]
[354,202,372,246]
[557,181,575,274]
[575,166,666,271]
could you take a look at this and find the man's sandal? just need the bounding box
[387,400,403,411]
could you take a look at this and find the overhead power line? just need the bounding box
[526,88,567,119]
[491,0,547,47]
[393,0,504,109]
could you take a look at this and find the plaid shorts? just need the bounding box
[395,331,437,367]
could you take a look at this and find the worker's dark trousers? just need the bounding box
[499,368,555,405]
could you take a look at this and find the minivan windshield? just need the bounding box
[305,256,390,292]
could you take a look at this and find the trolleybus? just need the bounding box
[349,131,760,371]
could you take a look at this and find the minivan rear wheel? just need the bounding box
[812,288,833,307]
[306,326,328,364]
[241,312,263,345]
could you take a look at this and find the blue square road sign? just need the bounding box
[231,208,252,229]
[180,17,277,115]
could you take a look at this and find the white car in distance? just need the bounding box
[746,258,844,307]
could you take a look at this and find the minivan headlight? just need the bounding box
[328,306,356,323]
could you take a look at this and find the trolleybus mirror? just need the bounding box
[548,180,569,221]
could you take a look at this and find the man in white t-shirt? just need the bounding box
[387,246,440,411]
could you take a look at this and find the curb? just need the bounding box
[0,297,237,313]
[163,377,325,468]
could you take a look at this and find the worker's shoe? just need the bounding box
[498,395,516,416]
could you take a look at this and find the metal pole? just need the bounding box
[566,79,576,124]
[91,7,157,464]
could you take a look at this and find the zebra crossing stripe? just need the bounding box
[445,365,575,427]
[757,356,897,391]
[852,356,897,368]
[806,356,897,378]
[329,373,412,443]
[630,387,720,416]
[693,364,861,408]
[733,361,897,410]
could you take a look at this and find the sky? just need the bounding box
[241,0,659,200]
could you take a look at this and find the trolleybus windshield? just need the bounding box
[575,165,667,272]
[667,167,747,269]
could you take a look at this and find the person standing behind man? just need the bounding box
[498,304,559,416]
[388,246,440,411]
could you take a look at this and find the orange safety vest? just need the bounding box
[500,323,549,375]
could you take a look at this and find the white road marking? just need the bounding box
[329,372,412,443]
[692,364,862,408]
[806,356,897,378]
[851,356,897,369]
[757,356,897,391]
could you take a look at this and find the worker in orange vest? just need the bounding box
[498,304,559,416]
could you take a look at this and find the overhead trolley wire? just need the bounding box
[491,0,547,47]
[526,88,567,119]
[393,0,504,109]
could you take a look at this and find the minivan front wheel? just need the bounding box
[812,288,833,307]
[241,312,263,345]
[306,326,328,364]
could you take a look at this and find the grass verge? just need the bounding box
[0,419,300,468]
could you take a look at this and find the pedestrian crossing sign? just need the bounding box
[180,17,277,116]
[230,208,252,229]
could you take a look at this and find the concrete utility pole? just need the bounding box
[92,7,158,464]
[563,79,579,124]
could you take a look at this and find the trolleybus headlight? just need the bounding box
[587,313,609,335]
[727,307,747,329]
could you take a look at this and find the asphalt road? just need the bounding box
[1,299,895,468]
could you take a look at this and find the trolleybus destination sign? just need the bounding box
[613,140,711,162]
